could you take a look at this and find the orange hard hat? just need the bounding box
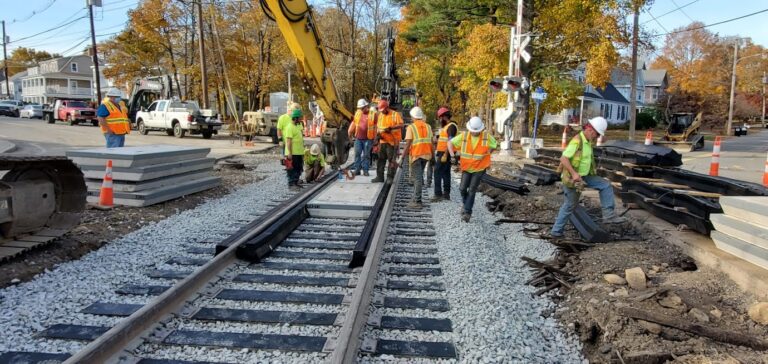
[377,99,389,110]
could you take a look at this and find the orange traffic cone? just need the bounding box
[709,136,722,176]
[644,130,653,146]
[561,127,568,149]
[762,151,768,187]
[98,160,114,207]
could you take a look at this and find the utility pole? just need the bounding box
[196,0,208,108]
[87,0,102,102]
[628,1,640,141]
[726,41,738,136]
[762,71,766,128]
[2,20,9,99]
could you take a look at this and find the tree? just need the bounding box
[1,47,60,77]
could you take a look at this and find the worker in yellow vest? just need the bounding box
[402,107,433,209]
[372,99,403,184]
[432,107,458,202]
[447,116,497,222]
[348,98,376,176]
[96,89,131,148]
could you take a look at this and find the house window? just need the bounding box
[71,63,78,72]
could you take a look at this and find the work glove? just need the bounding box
[440,153,448,163]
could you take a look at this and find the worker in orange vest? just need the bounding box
[447,116,498,222]
[96,89,131,148]
[402,107,433,209]
[432,107,458,202]
[372,99,403,184]
[348,98,376,176]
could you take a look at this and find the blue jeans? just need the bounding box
[104,133,125,148]
[460,170,485,215]
[433,152,451,197]
[352,139,372,173]
[551,175,617,235]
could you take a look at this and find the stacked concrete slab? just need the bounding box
[66,145,220,207]
[710,197,768,270]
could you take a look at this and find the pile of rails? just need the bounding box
[535,141,768,236]
[66,145,220,207]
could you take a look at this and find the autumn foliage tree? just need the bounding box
[1,47,60,77]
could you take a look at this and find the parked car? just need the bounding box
[0,100,23,117]
[42,100,98,126]
[19,104,43,119]
[135,99,222,138]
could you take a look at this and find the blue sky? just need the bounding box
[1,0,767,57]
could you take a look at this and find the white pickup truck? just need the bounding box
[135,99,223,139]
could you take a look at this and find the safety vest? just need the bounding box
[436,122,457,152]
[376,111,403,145]
[350,109,376,140]
[408,120,433,158]
[459,131,491,172]
[101,100,131,135]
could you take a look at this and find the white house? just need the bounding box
[611,60,646,111]
[543,65,631,126]
[0,71,27,100]
[643,69,669,105]
[20,55,98,104]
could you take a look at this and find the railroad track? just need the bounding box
[2,166,458,363]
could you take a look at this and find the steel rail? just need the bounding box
[330,167,402,363]
[63,171,340,364]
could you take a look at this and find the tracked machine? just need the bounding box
[0,156,87,261]
[654,112,706,153]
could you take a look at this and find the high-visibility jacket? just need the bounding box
[100,100,131,135]
[348,110,376,140]
[376,111,403,145]
[436,122,458,152]
[407,120,433,159]
[459,131,491,172]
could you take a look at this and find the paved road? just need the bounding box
[681,127,768,185]
[0,116,279,159]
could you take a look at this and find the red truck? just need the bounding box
[43,99,98,126]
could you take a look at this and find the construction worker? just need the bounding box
[549,117,626,238]
[284,109,305,189]
[447,116,497,222]
[97,89,131,148]
[348,98,376,176]
[372,99,402,184]
[432,107,457,202]
[277,103,301,152]
[402,107,433,208]
[304,143,326,183]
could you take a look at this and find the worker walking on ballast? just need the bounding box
[447,116,497,222]
[372,99,403,184]
[548,117,626,238]
[402,107,433,209]
[432,107,457,202]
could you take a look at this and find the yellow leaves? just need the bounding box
[453,23,510,113]
[585,40,618,88]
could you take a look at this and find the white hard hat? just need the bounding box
[310,143,321,156]
[106,89,123,97]
[466,116,485,132]
[587,116,608,136]
[356,98,368,109]
[409,107,425,120]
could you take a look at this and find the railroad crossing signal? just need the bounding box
[514,35,531,64]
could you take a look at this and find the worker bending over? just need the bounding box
[432,107,457,202]
[284,109,305,189]
[348,98,376,176]
[372,99,403,184]
[448,117,497,222]
[304,143,327,183]
[402,107,433,209]
[97,89,131,148]
[549,117,626,238]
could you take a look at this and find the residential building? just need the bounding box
[20,55,97,104]
[611,60,646,111]
[0,71,28,100]
[543,65,631,126]
[643,69,669,105]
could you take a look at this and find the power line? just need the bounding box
[646,9,669,34]
[59,37,91,57]
[651,7,768,38]
[8,15,87,44]
[10,0,57,24]
[641,0,700,25]
[670,0,695,23]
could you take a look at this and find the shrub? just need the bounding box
[636,111,657,130]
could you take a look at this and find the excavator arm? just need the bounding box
[260,0,353,165]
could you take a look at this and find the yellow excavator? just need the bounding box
[654,112,706,152]
[259,0,354,165]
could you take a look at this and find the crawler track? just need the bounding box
[1,167,458,363]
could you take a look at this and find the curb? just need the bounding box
[0,140,17,154]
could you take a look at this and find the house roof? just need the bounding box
[10,71,28,82]
[644,69,667,86]
[22,72,92,80]
[583,83,629,104]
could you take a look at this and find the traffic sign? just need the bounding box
[532,86,547,104]
[513,35,531,63]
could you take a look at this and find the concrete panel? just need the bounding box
[80,158,215,181]
[85,170,212,192]
[711,214,768,250]
[87,176,220,207]
[67,145,210,168]
[711,230,768,270]
[719,196,768,228]
[306,175,384,219]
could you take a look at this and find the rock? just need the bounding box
[614,288,629,297]
[748,302,768,325]
[604,274,627,285]
[625,267,647,290]
[599,343,613,354]
[688,308,710,323]
[658,292,683,309]
[638,320,662,335]
[652,265,662,272]
[710,307,722,319]
[580,283,599,292]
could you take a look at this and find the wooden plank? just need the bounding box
[672,189,722,198]
[624,177,665,182]
[648,182,691,189]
